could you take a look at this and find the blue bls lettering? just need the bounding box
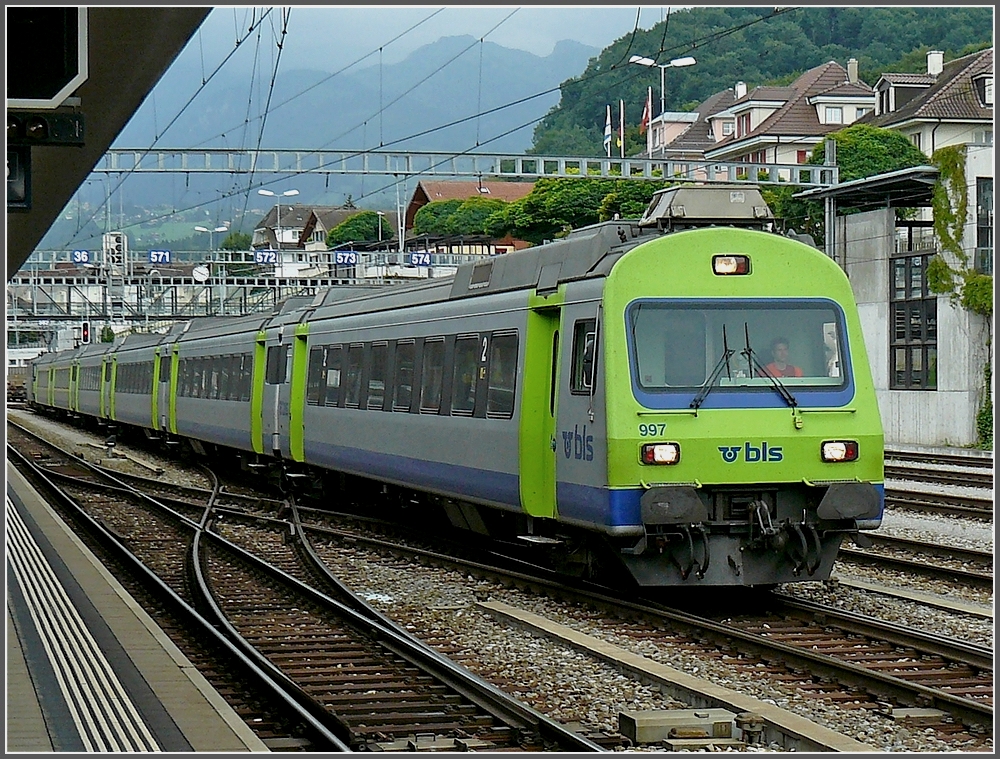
[562,424,594,461]
[719,443,783,463]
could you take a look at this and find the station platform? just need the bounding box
[6,460,268,752]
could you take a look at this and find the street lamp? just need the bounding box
[628,54,696,126]
[257,188,299,249]
[194,225,228,252]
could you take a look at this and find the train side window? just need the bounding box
[104,362,112,382]
[240,353,253,401]
[368,342,388,410]
[393,341,415,411]
[190,360,201,398]
[210,358,220,399]
[487,332,517,419]
[343,344,364,408]
[324,346,342,406]
[160,354,171,382]
[419,338,445,413]
[220,356,232,400]
[571,320,597,394]
[451,335,479,416]
[307,347,325,405]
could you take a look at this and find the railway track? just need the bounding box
[293,508,994,737]
[885,463,993,489]
[885,448,993,470]
[838,535,993,589]
[7,421,604,752]
[7,426,345,750]
[885,489,993,520]
[9,417,994,747]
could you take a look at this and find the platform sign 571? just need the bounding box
[148,250,171,264]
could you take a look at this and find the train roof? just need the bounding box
[303,220,650,322]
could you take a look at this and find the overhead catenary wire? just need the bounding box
[62,7,961,250]
[64,9,278,249]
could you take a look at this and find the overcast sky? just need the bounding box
[187,6,678,73]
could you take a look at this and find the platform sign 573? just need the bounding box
[148,250,171,264]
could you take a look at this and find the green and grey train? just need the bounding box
[28,185,884,587]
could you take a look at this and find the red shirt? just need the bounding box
[764,362,803,378]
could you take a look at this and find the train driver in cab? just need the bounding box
[764,336,803,378]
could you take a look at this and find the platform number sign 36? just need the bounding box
[72,249,90,263]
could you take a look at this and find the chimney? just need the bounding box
[735,81,747,99]
[847,58,858,84]
[927,50,943,77]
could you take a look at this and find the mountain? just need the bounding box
[116,35,597,155]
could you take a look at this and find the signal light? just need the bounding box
[821,440,858,462]
[641,442,681,465]
[713,255,751,275]
[6,112,85,146]
[81,321,91,344]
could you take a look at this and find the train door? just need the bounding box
[518,303,561,519]
[554,306,605,514]
[260,326,291,457]
[71,361,80,412]
[153,347,171,430]
[99,357,112,419]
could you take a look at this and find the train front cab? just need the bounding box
[600,228,884,587]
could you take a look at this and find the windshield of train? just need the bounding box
[627,299,848,402]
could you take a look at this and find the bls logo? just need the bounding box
[562,424,594,461]
[718,442,783,463]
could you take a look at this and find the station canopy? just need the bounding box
[794,165,939,209]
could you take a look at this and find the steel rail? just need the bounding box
[864,534,993,566]
[296,515,994,731]
[197,505,605,751]
[6,441,351,751]
[772,595,994,671]
[286,500,604,753]
[837,546,993,588]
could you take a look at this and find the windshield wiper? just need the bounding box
[690,325,735,411]
[741,322,798,409]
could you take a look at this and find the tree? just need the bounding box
[764,124,927,245]
[413,197,509,236]
[807,124,927,183]
[326,211,393,247]
[923,144,992,447]
[220,231,252,251]
[530,7,992,156]
[485,177,669,245]
[100,325,115,343]
[413,200,463,235]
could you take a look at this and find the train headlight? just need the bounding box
[641,442,680,465]
[821,440,859,462]
[713,255,751,275]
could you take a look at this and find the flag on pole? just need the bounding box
[641,86,653,157]
[603,105,612,157]
[639,86,651,134]
[618,99,625,158]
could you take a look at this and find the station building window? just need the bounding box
[889,250,937,390]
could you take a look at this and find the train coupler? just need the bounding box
[784,522,823,576]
